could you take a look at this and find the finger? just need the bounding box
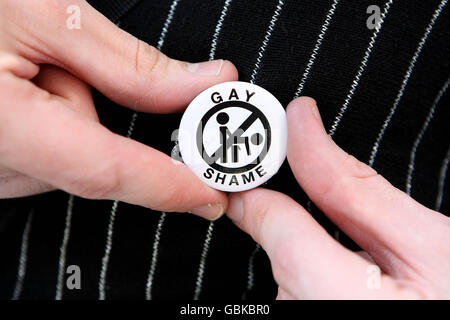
[0,65,95,198]
[10,0,238,113]
[0,73,227,219]
[32,64,98,120]
[0,174,54,198]
[286,97,450,276]
[0,161,54,198]
[227,188,419,299]
[0,52,40,79]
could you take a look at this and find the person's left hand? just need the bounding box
[227,97,450,299]
[0,0,237,219]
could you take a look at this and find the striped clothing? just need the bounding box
[0,0,449,299]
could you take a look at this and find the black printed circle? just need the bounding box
[196,101,271,174]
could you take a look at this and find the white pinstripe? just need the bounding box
[368,0,448,167]
[157,0,180,50]
[98,200,119,300]
[192,0,234,300]
[241,243,260,299]
[12,210,33,300]
[249,0,285,84]
[436,144,450,212]
[99,1,180,301]
[99,108,139,300]
[293,0,340,217]
[209,0,233,61]
[55,194,75,300]
[142,0,180,300]
[194,0,286,300]
[56,19,142,301]
[83,17,138,300]
[406,77,450,195]
[98,2,180,297]
[241,0,286,298]
[193,221,215,300]
[329,0,394,137]
[294,0,340,98]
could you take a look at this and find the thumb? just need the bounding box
[13,0,238,112]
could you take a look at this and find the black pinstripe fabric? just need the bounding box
[0,0,449,299]
[88,0,141,23]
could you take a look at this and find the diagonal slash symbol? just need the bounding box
[206,111,259,163]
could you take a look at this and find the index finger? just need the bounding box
[286,97,450,268]
[0,72,227,219]
[227,189,418,299]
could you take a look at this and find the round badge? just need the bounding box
[178,81,287,192]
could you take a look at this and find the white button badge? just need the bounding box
[178,81,287,192]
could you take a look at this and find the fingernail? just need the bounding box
[191,203,224,220]
[227,193,244,223]
[187,59,224,76]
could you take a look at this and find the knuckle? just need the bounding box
[130,40,168,108]
[130,40,176,110]
[135,40,168,78]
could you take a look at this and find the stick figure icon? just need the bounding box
[217,112,263,164]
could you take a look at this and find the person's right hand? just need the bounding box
[0,0,238,219]
[228,97,450,299]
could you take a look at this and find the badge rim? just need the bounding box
[178,81,287,192]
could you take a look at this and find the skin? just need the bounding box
[2,1,449,300]
[227,97,450,299]
[0,0,239,219]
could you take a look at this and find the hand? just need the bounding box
[227,97,450,299]
[0,0,238,219]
